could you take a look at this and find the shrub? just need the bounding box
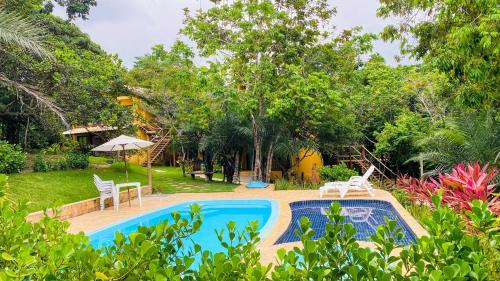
[65,152,89,169]
[398,162,499,215]
[0,141,26,174]
[319,163,358,181]
[34,151,89,172]
[47,158,68,171]
[33,151,49,172]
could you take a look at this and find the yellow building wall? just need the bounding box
[292,149,323,183]
[117,96,155,164]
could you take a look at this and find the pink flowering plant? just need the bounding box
[398,162,499,215]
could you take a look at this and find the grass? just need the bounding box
[274,178,320,191]
[6,159,236,212]
[390,188,432,224]
[88,155,113,164]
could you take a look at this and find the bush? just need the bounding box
[65,152,89,169]
[0,141,26,174]
[319,163,358,181]
[33,151,49,172]
[34,151,89,172]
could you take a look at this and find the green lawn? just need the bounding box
[7,160,236,212]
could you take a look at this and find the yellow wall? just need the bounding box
[117,96,154,164]
[117,96,153,125]
[292,149,323,183]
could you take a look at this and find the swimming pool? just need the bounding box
[275,200,417,245]
[88,199,279,253]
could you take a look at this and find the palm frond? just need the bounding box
[0,74,68,128]
[0,8,52,59]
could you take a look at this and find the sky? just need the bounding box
[53,0,406,69]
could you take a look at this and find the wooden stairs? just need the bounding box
[137,122,171,166]
[337,145,397,188]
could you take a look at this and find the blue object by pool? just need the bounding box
[275,200,417,245]
[88,199,278,253]
[246,181,270,188]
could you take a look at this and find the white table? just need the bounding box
[115,182,142,209]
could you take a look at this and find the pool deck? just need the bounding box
[66,185,428,265]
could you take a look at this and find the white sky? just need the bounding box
[53,0,407,68]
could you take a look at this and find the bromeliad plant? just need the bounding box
[398,162,499,215]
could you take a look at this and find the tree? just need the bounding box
[183,0,335,181]
[349,55,414,141]
[0,3,131,148]
[1,0,97,20]
[374,111,430,175]
[44,0,97,20]
[127,42,203,157]
[378,0,499,109]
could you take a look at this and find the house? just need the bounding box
[63,125,117,147]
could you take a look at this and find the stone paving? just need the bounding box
[66,184,427,265]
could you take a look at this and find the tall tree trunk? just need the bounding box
[223,156,235,184]
[233,151,239,183]
[23,116,30,149]
[181,145,187,177]
[264,138,277,182]
[251,114,263,181]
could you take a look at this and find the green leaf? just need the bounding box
[1,253,14,261]
[95,272,109,280]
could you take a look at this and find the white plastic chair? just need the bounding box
[319,165,375,198]
[93,174,118,210]
[93,174,142,210]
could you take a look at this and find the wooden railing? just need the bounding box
[338,145,397,187]
[148,130,171,164]
[137,121,171,165]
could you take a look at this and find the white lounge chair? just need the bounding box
[319,165,375,198]
[93,174,142,210]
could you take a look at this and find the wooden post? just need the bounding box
[147,148,152,189]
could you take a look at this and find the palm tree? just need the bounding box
[0,8,68,127]
[0,8,51,58]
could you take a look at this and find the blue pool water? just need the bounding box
[246,181,270,188]
[275,200,417,245]
[88,199,278,253]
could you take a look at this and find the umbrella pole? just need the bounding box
[147,147,152,189]
[123,146,131,207]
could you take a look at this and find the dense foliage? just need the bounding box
[0,141,26,173]
[124,0,498,180]
[319,163,359,182]
[378,0,499,109]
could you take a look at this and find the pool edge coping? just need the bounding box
[86,198,280,239]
